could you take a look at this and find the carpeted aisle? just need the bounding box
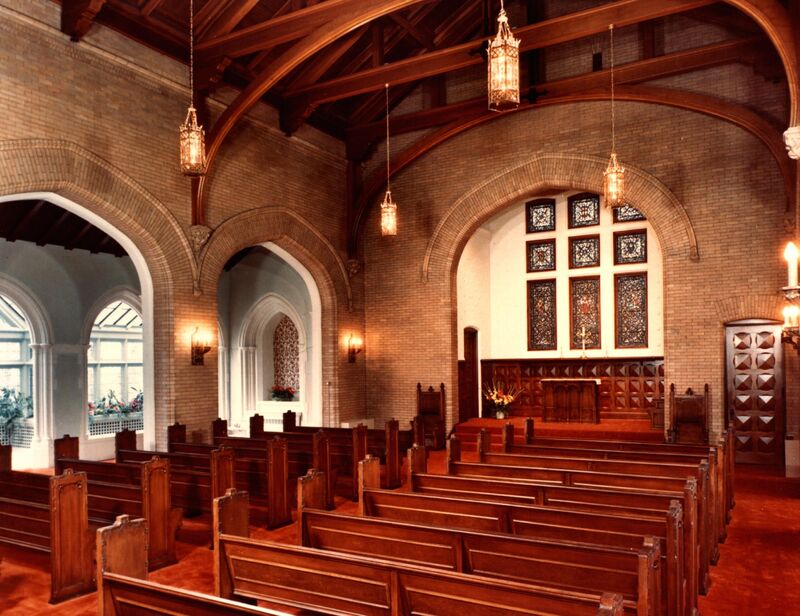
[1,458,797,614]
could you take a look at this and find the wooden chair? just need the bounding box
[668,384,709,445]
[415,383,446,450]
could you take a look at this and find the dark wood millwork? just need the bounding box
[483,358,664,421]
[725,322,784,465]
[542,378,600,423]
[0,199,127,257]
[460,328,480,423]
[61,0,107,41]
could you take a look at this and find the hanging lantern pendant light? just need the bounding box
[179,0,207,176]
[381,83,398,236]
[603,24,625,208]
[487,0,520,111]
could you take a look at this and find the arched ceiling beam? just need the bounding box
[194,0,431,225]
[348,85,793,254]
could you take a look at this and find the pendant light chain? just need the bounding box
[610,23,615,153]
[189,0,195,108]
[385,83,390,193]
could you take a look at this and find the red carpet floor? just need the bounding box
[1,455,797,615]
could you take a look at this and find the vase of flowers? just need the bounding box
[482,380,520,419]
[271,385,296,402]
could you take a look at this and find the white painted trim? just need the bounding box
[80,286,142,346]
[0,192,157,451]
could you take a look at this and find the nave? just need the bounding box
[0,426,797,616]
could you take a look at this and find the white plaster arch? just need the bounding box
[0,273,54,451]
[80,286,142,347]
[0,192,157,450]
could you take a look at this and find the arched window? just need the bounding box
[87,301,144,437]
[0,294,34,447]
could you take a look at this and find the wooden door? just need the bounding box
[726,322,784,464]
[459,328,479,423]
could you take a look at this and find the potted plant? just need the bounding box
[482,381,520,419]
[0,386,33,445]
[271,385,296,402]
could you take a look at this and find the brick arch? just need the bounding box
[423,152,698,283]
[715,294,784,324]
[0,138,194,449]
[198,207,352,426]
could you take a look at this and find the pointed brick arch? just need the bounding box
[199,207,353,426]
[0,139,193,449]
[423,152,698,284]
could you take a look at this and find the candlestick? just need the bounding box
[785,242,799,288]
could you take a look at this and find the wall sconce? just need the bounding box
[347,334,363,363]
[191,327,212,365]
[782,241,800,348]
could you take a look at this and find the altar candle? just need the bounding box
[785,242,799,287]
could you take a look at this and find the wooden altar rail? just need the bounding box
[296,471,648,614]
[0,445,94,603]
[53,435,178,570]
[448,435,709,596]
[359,455,689,616]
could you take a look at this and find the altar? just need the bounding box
[541,378,600,423]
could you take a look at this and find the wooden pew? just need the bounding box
[498,421,728,547]
[476,429,718,581]
[0,445,94,603]
[96,514,292,616]
[214,488,626,616]
[53,435,177,569]
[407,442,700,611]
[280,411,410,488]
[359,455,689,616]
[446,435,710,596]
[168,422,331,511]
[111,430,241,521]
[521,418,734,526]
[213,418,367,500]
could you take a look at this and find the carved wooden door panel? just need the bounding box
[726,324,784,464]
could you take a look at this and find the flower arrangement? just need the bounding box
[271,385,296,401]
[88,388,143,417]
[482,380,520,419]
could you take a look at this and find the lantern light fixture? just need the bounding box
[347,334,363,363]
[487,0,520,112]
[603,24,625,209]
[179,0,206,176]
[380,83,398,236]
[191,327,212,365]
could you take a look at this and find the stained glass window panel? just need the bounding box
[527,239,556,272]
[616,273,648,348]
[614,203,646,222]
[570,277,601,349]
[568,193,600,228]
[569,235,600,268]
[528,280,557,350]
[526,199,556,233]
[615,230,648,264]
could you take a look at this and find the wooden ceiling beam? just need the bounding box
[7,200,45,242]
[197,0,261,42]
[36,211,71,247]
[284,0,716,108]
[196,0,435,63]
[65,222,94,250]
[347,36,762,147]
[195,0,432,225]
[348,83,792,254]
[389,12,435,51]
[61,0,107,41]
[139,0,163,18]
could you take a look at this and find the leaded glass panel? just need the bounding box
[569,235,600,268]
[570,277,601,348]
[613,203,646,222]
[615,230,647,264]
[568,193,600,228]
[526,199,556,233]
[527,239,556,272]
[528,280,557,350]
[616,273,648,347]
